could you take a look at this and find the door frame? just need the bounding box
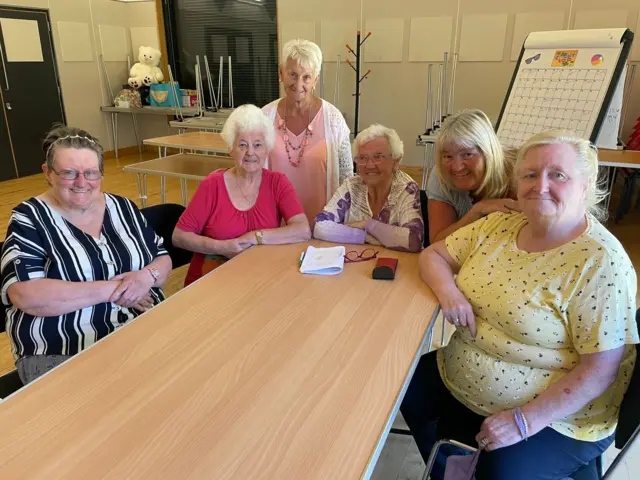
[0,5,67,125]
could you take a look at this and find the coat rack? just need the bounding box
[345,31,372,137]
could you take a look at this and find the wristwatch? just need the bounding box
[255,230,264,245]
[146,267,160,283]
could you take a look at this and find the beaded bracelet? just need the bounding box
[513,407,529,441]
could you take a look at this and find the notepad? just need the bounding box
[299,245,345,275]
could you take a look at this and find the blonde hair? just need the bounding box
[352,124,404,160]
[515,131,607,220]
[281,39,323,78]
[435,109,510,199]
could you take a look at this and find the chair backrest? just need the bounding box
[614,308,640,448]
[420,190,430,248]
[141,204,193,269]
[0,240,5,333]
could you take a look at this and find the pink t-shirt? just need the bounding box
[176,169,303,285]
[269,106,328,226]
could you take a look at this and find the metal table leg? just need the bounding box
[135,173,144,207]
[180,178,188,206]
[160,176,167,204]
[604,166,617,214]
[111,112,119,159]
[164,146,167,157]
[142,173,148,207]
[131,113,142,154]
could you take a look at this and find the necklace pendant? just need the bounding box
[282,134,289,142]
[302,139,309,147]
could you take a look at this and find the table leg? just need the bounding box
[111,112,119,159]
[604,166,617,214]
[131,113,142,154]
[135,173,144,207]
[142,173,148,208]
[180,178,188,206]
[421,146,430,190]
[164,146,167,157]
[160,176,167,204]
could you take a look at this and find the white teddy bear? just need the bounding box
[128,46,164,89]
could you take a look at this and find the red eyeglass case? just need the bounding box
[372,257,398,280]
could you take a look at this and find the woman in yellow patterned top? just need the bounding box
[401,131,639,480]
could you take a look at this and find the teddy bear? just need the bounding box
[128,46,164,89]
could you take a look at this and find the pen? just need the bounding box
[298,251,306,266]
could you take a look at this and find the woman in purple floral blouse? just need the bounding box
[313,124,424,252]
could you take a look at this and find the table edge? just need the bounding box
[361,305,441,480]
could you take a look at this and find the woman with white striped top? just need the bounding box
[0,126,172,384]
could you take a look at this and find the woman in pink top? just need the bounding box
[263,39,353,225]
[172,104,311,286]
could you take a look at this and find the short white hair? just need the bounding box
[221,104,275,150]
[515,130,607,220]
[281,39,322,78]
[352,124,404,160]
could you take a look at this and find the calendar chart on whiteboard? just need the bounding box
[496,28,634,149]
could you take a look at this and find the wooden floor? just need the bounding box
[1,152,639,479]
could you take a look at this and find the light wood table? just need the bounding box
[143,131,228,157]
[0,242,439,480]
[169,116,225,133]
[100,106,200,159]
[123,153,234,206]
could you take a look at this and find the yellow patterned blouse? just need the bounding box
[437,212,639,441]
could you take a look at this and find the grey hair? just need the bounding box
[43,125,104,173]
[515,131,607,220]
[281,38,323,78]
[220,104,276,150]
[352,124,404,161]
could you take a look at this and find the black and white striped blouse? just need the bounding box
[0,193,168,360]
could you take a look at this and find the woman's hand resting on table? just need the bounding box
[218,237,255,258]
[439,286,477,337]
[110,270,155,306]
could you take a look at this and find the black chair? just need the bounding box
[420,190,430,248]
[0,240,4,334]
[0,370,23,399]
[141,203,192,269]
[571,308,640,479]
[0,240,24,398]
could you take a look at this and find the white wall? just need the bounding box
[3,0,169,152]
[278,0,640,165]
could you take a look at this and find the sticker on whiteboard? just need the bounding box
[525,53,541,65]
[591,54,604,66]
[552,50,578,67]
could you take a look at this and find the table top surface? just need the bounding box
[598,149,640,168]
[143,131,228,153]
[123,153,234,179]
[0,242,438,480]
[169,117,225,130]
[101,105,200,116]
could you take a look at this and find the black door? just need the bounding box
[0,98,16,181]
[0,7,64,177]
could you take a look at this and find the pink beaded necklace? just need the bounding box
[278,99,314,167]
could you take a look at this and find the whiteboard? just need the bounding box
[496,28,633,149]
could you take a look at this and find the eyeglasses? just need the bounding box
[354,154,393,165]
[344,249,379,263]
[52,169,103,181]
